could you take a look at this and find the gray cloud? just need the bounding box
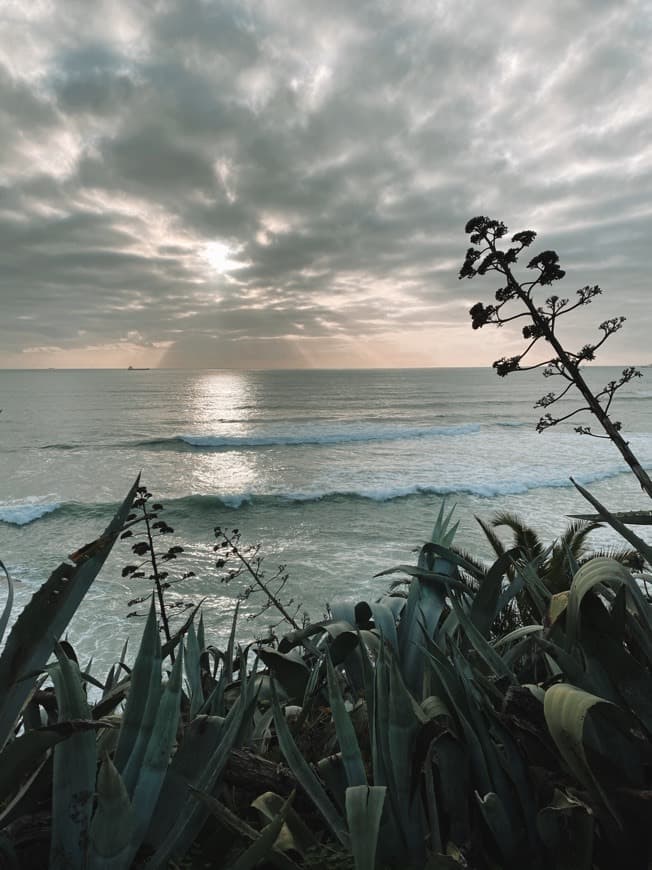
[1,0,651,368]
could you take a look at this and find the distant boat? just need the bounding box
[127,366,150,370]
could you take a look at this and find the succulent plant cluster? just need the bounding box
[0,481,651,868]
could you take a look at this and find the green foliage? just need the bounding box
[0,481,257,868]
[0,476,140,752]
[1,472,651,869]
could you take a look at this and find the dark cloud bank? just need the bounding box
[2,0,651,368]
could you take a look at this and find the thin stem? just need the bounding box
[142,502,175,661]
[221,531,301,631]
[486,239,652,499]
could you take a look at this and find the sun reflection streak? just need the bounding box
[185,371,263,498]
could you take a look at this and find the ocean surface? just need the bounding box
[2,367,651,676]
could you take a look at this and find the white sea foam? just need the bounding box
[0,500,61,525]
[199,465,630,506]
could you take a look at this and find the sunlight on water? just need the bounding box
[2,367,652,670]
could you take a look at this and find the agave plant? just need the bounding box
[252,495,652,870]
[0,479,261,868]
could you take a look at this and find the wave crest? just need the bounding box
[137,423,483,451]
[0,500,62,526]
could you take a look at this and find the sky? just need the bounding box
[1,0,652,370]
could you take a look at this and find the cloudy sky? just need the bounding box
[1,0,651,369]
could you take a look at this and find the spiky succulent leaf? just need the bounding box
[258,649,310,704]
[326,654,366,788]
[536,789,594,870]
[270,680,349,848]
[49,644,96,870]
[345,786,386,870]
[0,476,140,751]
[0,560,13,647]
[87,755,135,870]
[114,598,163,795]
[144,662,259,867]
[544,683,627,823]
[128,646,184,854]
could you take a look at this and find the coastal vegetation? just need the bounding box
[1,221,651,868]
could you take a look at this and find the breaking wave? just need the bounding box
[135,423,483,451]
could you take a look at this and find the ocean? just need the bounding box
[1,367,651,675]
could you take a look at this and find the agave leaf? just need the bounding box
[536,789,594,870]
[430,501,459,549]
[576,599,652,734]
[571,479,652,567]
[119,637,129,667]
[144,714,225,847]
[501,635,540,670]
[114,599,163,793]
[569,509,652,525]
[424,854,467,869]
[318,620,360,665]
[184,618,204,719]
[196,612,205,654]
[543,683,624,823]
[128,646,184,853]
[369,602,398,652]
[492,624,544,650]
[191,788,301,870]
[270,680,349,847]
[160,602,202,662]
[325,654,366,788]
[566,557,643,650]
[467,548,520,637]
[251,791,319,857]
[431,730,470,847]
[0,720,109,810]
[0,476,140,751]
[317,754,348,811]
[345,785,386,870]
[523,565,553,617]
[448,644,521,824]
[258,649,310,704]
[144,661,259,867]
[0,560,14,647]
[475,791,518,864]
[0,743,53,829]
[548,591,569,629]
[278,618,334,654]
[448,595,516,683]
[375,564,469,594]
[49,643,96,870]
[485,715,539,847]
[422,640,492,795]
[251,706,274,754]
[224,601,240,684]
[423,743,442,855]
[0,833,18,868]
[92,675,131,721]
[329,600,358,624]
[535,636,592,688]
[397,573,447,698]
[416,543,480,580]
[385,650,426,860]
[102,664,116,695]
[228,791,296,870]
[370,642,391,791]
[87,755,135,870]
